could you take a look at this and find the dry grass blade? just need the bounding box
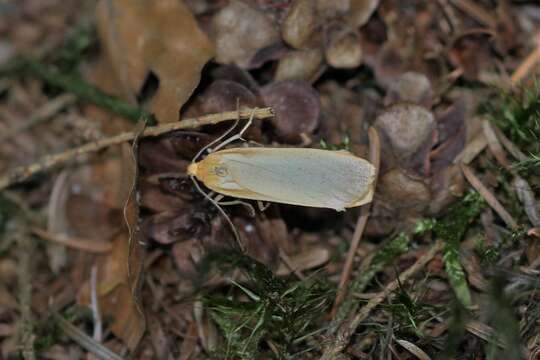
[53,314,124,360]
[395,339,432,360]
[450,0,496,28]
[0,107,273,191]
[492,125,529,162]
[465,320,504,347]
[513,177,540,227]
[0,94,76,141]
[511,46,540,86]
[460,164,518,229]
[320,240,444,360]
[31,227,112,253]
[331,127,381,315]
[483,119,511,169]
[18,227,35,360]
[276,246,330,277]
[454,132,487,165]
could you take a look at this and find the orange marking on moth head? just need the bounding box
[187,162,199,177]
[188,153,227,190]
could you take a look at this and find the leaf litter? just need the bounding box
[1,0,540,359]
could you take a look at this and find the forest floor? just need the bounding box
[1,1,540,359]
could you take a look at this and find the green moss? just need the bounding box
[330,233,410,333]
[319,134,351,151]
[200,249,333,359]
[440,301,468,359]
[55,24,96,72]
[489,86,540,152]
[474,235,500,265]
[22,57,156,125]
[485,275,521,360]
[432,191,486,307]
[487,84,540,174]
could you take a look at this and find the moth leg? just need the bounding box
[246,140,265,147]
[215,198,256,217]
[257,201,271,212]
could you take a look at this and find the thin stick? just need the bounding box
[0,107,273,191]
[460,164,518,229]
[450,0,496,28]
[511,45,540,86]
[492,125,529,162]
[320,240,444,360]
[53,314,124,360]
[18,226,36,360]
[331,127,381,316]
[90,266,102,342]
[31,227,112,253]
[278,247,306,280]
[2,56,157,125]
[453,132,487,165]
[0,93,76,141]
[482,119,511,170]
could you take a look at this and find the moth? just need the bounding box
[188,147,375,212]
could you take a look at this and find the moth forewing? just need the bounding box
[188,148,376,211]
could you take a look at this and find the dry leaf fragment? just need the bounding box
[276,246,330,276]
[395,339,431,360]
[96,0,215,122]
[429,164,464,215]
[77,231,145,350]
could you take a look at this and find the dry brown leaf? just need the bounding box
[96,0,215,122]
[77,226,145,351]
[71,1,215,351]
[276,246,330,276]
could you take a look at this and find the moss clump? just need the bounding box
[199,249,333,359]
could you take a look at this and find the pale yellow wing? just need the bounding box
[205,148,375,211]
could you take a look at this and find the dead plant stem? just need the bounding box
[320,240,444,360]
[331,127,381,315]
[460,164,518,229]
[18,225,36,360]
[0,107,273,191]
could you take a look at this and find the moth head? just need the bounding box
[187,162,199,177]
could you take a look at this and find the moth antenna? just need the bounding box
[191,119,239,165]
[208,107,256,153]
[190,175,245,252]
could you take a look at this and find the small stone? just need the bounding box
[385,72,433,107]
[325,32,363,69]
[212,1,279,68]
[274,48,323,81]
[281,0,318,49]
[379,168,431,212]
[261,81,320,143]
[375,103,435,159]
